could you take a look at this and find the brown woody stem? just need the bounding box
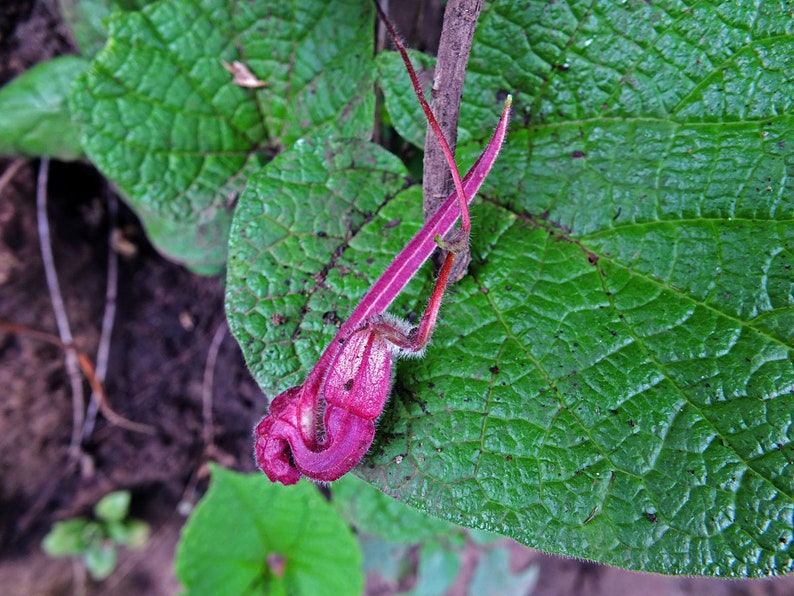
[422,0,484,280]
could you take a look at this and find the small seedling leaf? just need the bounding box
[84,543,118,581]
[104,521,130,543]
[103,519,148,548]
[123,520,150,549]
[94,490,131,522]
[41,519,90,556]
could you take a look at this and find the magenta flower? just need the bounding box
[254,99,511,484]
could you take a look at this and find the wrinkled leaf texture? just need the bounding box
[226,0,793,576]
[71,0,374,272]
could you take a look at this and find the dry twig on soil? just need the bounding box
[82,191,120,440]
[202,321,227,449]
[36,158,86,459]
[0,158,27,197]
[0,321,155,434]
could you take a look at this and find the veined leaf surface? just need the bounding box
[228,0,793,576]
[71,0,374,272]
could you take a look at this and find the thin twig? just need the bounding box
[202,321,227,449]
[423,0,484,279]
[36,158,86,460]
[82,192,120,440]
[0,158,28,197]
[177,466,203,516]
[0,321,155,434]
[77,351,156,434]
[180,319,232,513]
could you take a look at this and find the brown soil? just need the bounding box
[0,2,792,595]
[0,4,263,593]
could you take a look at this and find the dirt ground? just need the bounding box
[0,2,792,595]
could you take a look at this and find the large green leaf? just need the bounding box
[175,465,363,595]
[331,475,461,544]
[226,137,414,390]
[227,0,793,576]
[70,0,374,273]
[375,49,438,149]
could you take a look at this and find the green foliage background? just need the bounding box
[226,0,793,576]
[0,0,789,577]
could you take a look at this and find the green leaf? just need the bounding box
[376,0,794,576]
[332,475,461,544]
[358,535,413,586]
[121,520,150,548]
[84,543,118,580]
[94,490,131,522]
[104,521,129,543]
[227,0,794,577]
[405,541,460,596]
[42,519,91,556]
[58,0,154,56]
[175,465,363,596]
[469,548,539,596]
[0,56,88,160]
[225,136,411,392]
[375,50,439,149]
[104,519,149,548]
[467,529,502,545]
[71,0,375,273]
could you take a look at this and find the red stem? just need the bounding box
[345,96,511,333]
[373,0,471,233]
[411,251,455,348]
